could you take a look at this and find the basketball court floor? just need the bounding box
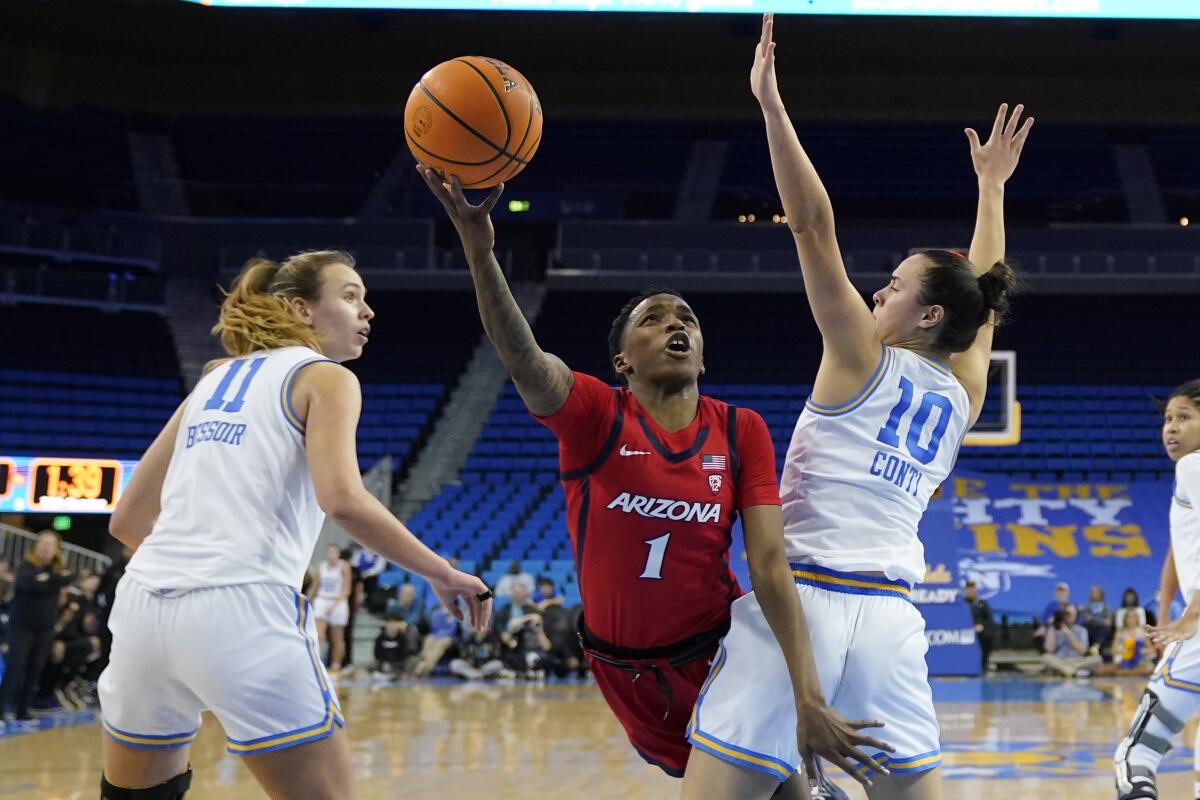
[1,675,1195,798]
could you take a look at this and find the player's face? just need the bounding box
[615,294,704,389]
[871,255,942,348]
[325,545,340,563]
[1163,396,1200,462]
[302,263,374,363]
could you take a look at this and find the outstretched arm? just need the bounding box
[419,167,572,417]
[753,13,878,384]
[955,103,1033,420]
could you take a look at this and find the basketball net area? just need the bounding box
[964,350,1020,447]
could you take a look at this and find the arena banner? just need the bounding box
[937,472,1172,618]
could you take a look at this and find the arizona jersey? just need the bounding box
[126,346,334,593]
[780,346,971,585]
[537,372,780,650]
[1171,453,1200,601]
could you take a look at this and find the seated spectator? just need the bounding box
[1042,604,1102,677]
[493,583,550,678]
[537,583,585,678]
[412,600,460,678]
[373,613,419,680]
[1120,587,1153,628]
[1080,584,1114,661]
[0,559,14,603]
[0,531,73,723]
[450,626,514,681]
[386,583,427,636]
[1034,581,1072,653]
[533,576,562,609]
[1097,608,1155,676]
[495,560,534,601]
[43,579,103,709]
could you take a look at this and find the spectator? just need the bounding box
[1080,584,1115,661]
[1034,581,1073,653]
[0,559,15,603]
[1042,604,1102,677]
[495,560,534,601]
[386,583,427,633]
[0,531,73,723]
[533,576,562,609]
[493,583,550,678]
[1120,587,1152,628]
[43,580,103,710]
[1097,608,1155,676]
[372,613,418,680]
[963,579,994,673]
[450,626,513,681]
[411,600,460,678]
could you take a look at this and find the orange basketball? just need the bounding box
[405,56,543,189]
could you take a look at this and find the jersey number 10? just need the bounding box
[875,376,953,465]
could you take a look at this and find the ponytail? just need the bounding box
[211,250,354,357]
[918,251,1021,353]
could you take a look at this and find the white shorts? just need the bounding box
[99,576,344,755]
[313,596,350,627]
[687,564,941,782]
[1151,637,1200,697]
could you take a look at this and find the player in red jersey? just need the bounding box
[421,165,889,792]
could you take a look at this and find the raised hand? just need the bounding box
[796,701,894,787]
[965,103,1034,188]
[750,13,782,110]
[1148,613,1199,648]
[417,165,504,258]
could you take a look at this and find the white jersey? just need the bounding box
[1170,452,1200,602]
[780,346,971,585]
[317,560,346,600]
[126,346,334,594]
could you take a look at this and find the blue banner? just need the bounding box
[941,473,1171,617]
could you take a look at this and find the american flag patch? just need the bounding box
[701,454,727,471]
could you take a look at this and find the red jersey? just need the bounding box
[537,371,780,649]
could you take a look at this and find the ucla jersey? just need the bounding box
[1170,453,1200,601]
[317,561,345,600]
[126,346,334,593]
[780,346,971,585]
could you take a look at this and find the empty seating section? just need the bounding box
[349,290,482,469]
[719,122,1122,223]
[173,118,402,216]
[1147,128,1200,219]
[0,103,135,209]
[0,303,182,458]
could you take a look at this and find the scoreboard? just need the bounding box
[0,456,138,514]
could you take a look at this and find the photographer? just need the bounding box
[492,583,550,679]
[1042,604,1102,677]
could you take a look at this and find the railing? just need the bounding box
[0,220,161,270]
[1,523,113,576]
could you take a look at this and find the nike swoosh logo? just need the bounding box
[619,445,651,457]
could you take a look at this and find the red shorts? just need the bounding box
[581,617,728,777]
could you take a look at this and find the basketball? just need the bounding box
[404,56,543,189]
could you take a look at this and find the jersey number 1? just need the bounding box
[204,357,266,413]
[639,533,671,580]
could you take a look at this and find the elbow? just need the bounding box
[321,485,367,526]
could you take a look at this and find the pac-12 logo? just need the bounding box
[708,474,723,495]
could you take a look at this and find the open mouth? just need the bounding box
[665,331,691,356]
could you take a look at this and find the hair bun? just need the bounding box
[977,259,1019,322]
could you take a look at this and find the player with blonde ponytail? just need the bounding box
[98,249,492,800]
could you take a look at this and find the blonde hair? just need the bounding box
[27,530,65,571]
[212,250,356,357]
